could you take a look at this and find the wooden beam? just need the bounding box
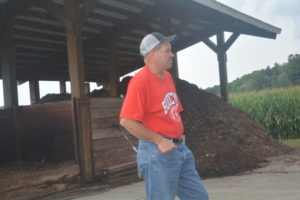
[173,28,219,52]
[108,40,119,97]
[29,80,40,104]
[216,31,228,102]
[203,38,217,53]
[1,18,18,108]
[65,0,94,184]
[168,53,179,78]
[60,80,66,93]
[84,2,161,52]
[65,0,85,98]
[84,82,90,94]
[224,32,240,51]
[36,0,73,32]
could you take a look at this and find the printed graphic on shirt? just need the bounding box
[162,92,181,122]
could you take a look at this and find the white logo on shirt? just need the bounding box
[162,92,181,122]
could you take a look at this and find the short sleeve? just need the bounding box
[120,78,146,122]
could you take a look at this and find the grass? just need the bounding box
[280,139,300,147]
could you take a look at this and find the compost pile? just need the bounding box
[39,93,71,103]
[174,78,291,177]
[89,88,110,97]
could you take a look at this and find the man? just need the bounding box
[120,32,209,200]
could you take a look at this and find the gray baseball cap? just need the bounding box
[139,32,176,57]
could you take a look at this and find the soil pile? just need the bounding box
[39,93,71,103]
[89,88,110,97]
[175,78,291,177]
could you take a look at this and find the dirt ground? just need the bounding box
[41,147,300,200]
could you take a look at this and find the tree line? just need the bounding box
[207,54,300,94]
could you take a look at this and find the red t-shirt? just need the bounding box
[120,66,184,138]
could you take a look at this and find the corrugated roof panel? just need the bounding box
[93,8,128,20]
[120,35,139,42]
[82,26,101,34]
[16,52,51,58]
[86,17,114,27]
[131,29,147,35]
[187,23,204,31]
[15,35,66,45]
[14,25,65,36]
[15,15,62,27]
[16,44,63,52]
[51,0,64,6]
[28,6,48,13]
[135,0,155,6]
[99,0,142,13]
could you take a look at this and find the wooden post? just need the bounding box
[203,32,239,101]
[65,0,85,98]
[73,97,94,183]
[108,41,119,97]
[29,80,40,104]
[1,18,18,108]
[60,80,66,93]
[84,82,90,94]
[169,53,179,78]
[65,0,94,183]
[217,31,228,102]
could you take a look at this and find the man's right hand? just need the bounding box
[156,138,177,153]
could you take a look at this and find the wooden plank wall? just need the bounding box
[0,108,15,164]
[90,98,138,178]
[19,101,75,162]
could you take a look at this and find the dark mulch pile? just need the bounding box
[175,78,292,177]
[39,93,71,103]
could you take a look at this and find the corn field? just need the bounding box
[229,86,300,139]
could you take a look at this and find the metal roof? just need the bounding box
[0,0,281,83]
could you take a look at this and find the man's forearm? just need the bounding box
[120,118,163,145]
[120,118,177,153]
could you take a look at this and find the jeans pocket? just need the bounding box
[137,146,148,179]
[154,148,179,166]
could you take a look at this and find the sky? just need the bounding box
[1,0,300,106]
[178,0,300,89]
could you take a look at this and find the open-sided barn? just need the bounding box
[0,0,281,199]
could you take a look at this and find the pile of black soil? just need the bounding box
[175,78,291,177]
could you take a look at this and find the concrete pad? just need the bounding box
[69,148,300,200]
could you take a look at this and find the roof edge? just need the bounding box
[192,0,281,35]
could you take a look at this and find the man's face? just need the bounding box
[153,43,175,70]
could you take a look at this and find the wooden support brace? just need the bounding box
[224,32,240,52]
[203,38,218,53]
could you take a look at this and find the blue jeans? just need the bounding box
[137,139,209,200]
